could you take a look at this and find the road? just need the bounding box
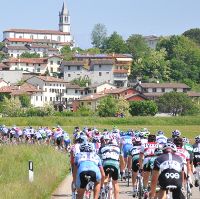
[51,175,200,199]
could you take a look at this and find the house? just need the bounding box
[135,82,191,99]
[143,35,160,49]
[0,82,43,107]
[61,55,131,87]
[2,55,62,75]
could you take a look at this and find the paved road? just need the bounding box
[51,175,200,199]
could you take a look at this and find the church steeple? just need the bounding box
[59,1,70,33]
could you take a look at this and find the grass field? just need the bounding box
[0,145,69,199]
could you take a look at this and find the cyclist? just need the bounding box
[128,137,142,197]
[73,142,105,199]
[139,134,159,197]
[149,142,185,199]
[193,135,200,187]
[120,131,133,179]
[174,137,193,187]
[98,135,121,199]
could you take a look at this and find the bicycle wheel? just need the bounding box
[186,181,191,199]
[127,169,130,187]
[138,177,143,199]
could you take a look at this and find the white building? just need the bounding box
[2,55,62,75]
[3,2,74,46]
[143,35,160,49]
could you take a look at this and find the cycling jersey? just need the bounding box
[175,147,190,164]
[75,152,102,188]
[184,143,194,163]
[193,143,200,167]
[70,144,80,165]
[154,153,184,190]
[121,135,132,158]
[128,145,141,172]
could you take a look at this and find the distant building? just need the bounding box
[2,2,74,57]
[143,35,159,49]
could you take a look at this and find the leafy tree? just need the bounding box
[126,34,149,59]
[103,31,128,53]
[129,100,158,116]
[131,48,170,81]
[75,105,94,116]
[71,76,91,87]
[91,23,107,49]
[97,95,118,117]
[0,42,5,49]
[1,97,22,117]
[20,52,40,58]
[19,94,31,108]
[157,91,196,116]
[116,97,130,116]
[85,48,101,54]
[183,28,200,46]
[60,45,73,61]
[0,51,9,62]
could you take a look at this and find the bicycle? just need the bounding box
[185,175,192,199]
[166,185,177,199]
[194,164,200,191]
[100,168,114,199]
[84,175,94,199]
[135,171,143,199]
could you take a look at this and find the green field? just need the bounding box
[0,145,69,199]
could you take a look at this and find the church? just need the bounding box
[3,2,74,45]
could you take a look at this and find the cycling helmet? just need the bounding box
[163,142,177,152]
[195,135,200,143]
[143,132,150,139]
[148,134,156,142]
[126,131,132,136]
[157,130,164,136]
[155,148,163,156]
[172,130,181,138]
[182,137,189,144]
[173,137,183,147]
[134,130,140,137]
[167,138,174,143]
[120,131,126,136]
[132,137,141,145]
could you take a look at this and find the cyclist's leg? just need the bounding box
[112,180,119,199]
[132,159,139,193]
[172,188,185,199]
[77,188,85,199]
[93,181,101,199]
[157,189,167,199]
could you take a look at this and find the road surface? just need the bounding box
[51,175,200,199]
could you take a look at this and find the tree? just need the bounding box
[0,42,5,49]
[116,97,130,116]
[91,23,107,49]
[129,100,158,116]
[126,34,149,59]
[19,94,31,108]
[71,76,91,87]
[60,45,73,61]
[97,95,118,117]
[157,92,196,116]
[84,48,101,54]
[103,31,128,53]
[183,28,200,46]
[20,52,40,58]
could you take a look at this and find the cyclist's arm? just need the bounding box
[139,152,144,170]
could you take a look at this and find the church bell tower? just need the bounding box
[59,1,70,33]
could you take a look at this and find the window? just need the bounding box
[44,36,47,40]
[30,35,33,39]
[57,36,61,42]
[57,61,60,65]
[45,88,47,92]
[81,102,84,106]
[94,89,96,93]
[106,72,109,74]
[77,66,80,70]
[41,96,42,101]
[15,63,17,65]
[81,91,83,95]
[66,89,68,93]
[75,90,78,94]
[45,97,47,101]
[68,66,70,70]
[26,68,28,71]
[38,64,41,66]
[51,67,53,73]
[99,72,102,76]
[26,63,29,66]
[50,61,53,65]
[68,74,71,77]
[52,89,54,93]
[99,64,102,69]
[50,97,52,101]
[162,88,165,92]
[36,96,38,101]
[37,68,40,72]
[87,102,91,105]
[152,88,157,92]
[11,54,13,57]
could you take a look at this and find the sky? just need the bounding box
[0,0,200,49]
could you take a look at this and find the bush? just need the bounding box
[129,100,158,116]
[75,106,95,116]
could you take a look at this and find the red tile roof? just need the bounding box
[4,38,33,42]
[5,46,29,50]
[34,76,68,83]
[113,69,128,74]
[0,82,42,96]
[4,29,70,35]
[62,61,85,66]
[187,91,200,97]
[78,93,108,101]
[3,58,47,64]
[138,83,190,89]
[105,87,133,94]
[90,59,114,65]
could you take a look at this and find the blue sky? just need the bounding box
[0,0,200,49]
